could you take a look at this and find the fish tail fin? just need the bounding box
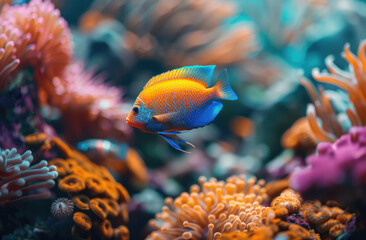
[213,69,238,100]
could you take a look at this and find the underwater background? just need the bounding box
[1,0,366,239]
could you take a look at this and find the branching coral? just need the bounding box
[0,148,58,206]
[290,126,366,192]
[147,175,270,240]
[46,137,130,239]
[301,41,366,142]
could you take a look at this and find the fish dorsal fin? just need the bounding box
[144,65,215,89]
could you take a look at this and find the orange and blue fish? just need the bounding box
[126,65,238,152]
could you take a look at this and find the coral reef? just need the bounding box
[82,0,259,67]
[46,137,130,239]
[0,148,58,206]
[302,41,366,142]
[49,62,132,143]
[290,126,366,198]
[0,0,72,94]
[147,175,269,239]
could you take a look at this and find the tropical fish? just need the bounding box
[126,65,238,152]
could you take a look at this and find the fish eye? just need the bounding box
[132,106,139,114]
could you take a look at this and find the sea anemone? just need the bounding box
[0,148,58,206]
[49,62,132,143]
[147,175,271,239]
[51,197,74,219]
[0,23,23,91]
[301,40,366,142]
[1,0,72,78]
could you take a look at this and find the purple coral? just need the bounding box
[290,126,366,192]
[0,148,58,206]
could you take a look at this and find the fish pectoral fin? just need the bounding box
[191,101,223,128]
[160,134,195,153]
[153,112,179,123]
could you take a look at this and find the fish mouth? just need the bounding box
[126,118,131,126]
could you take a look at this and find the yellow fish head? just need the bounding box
[126,97,151,129]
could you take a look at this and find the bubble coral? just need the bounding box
[289,126,366,193]
[51,197,74,219]
[301,41,366,143]
[147,175,272,240]
[0,148,58,206]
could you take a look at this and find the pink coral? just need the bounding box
[290,126,366,192]
[0,0,72,95]
[0,148,58,206]
[51,62,132,143]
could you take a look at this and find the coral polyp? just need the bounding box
[51,197,74,219]
[147,175,270,239]
[1,0,366,239]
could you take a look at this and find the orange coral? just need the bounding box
[302,41,366,142]
[44,137,130,239]
[281,117,318,152]
[147,175,271,239]
[73,211,92,232]
[271,189,302,214]
[0,23,22,90]
[0,0,72,95]
[301,201,354,239]
[72,195,90,210]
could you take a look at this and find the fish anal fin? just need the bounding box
[144,65,215,89]
[192,101,223,128]
[153,112,179,123]
[160,134,195,153]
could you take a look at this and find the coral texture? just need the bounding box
[50,62,132,143]
[0,0,72,92]
[0,148,58,206]
[147,175,270,239]
[46,137,130,240]
[290,126,366,192]
[51,197,74,219]
[302,41,366,142]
